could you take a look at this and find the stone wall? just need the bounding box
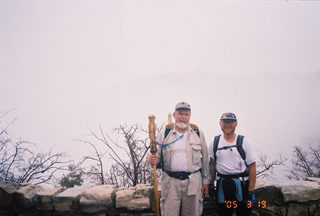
[0,178,320,216]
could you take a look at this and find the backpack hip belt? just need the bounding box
[217,171,249,179]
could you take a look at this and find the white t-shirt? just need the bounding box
[208,134,256,176]
[171,131,188,172]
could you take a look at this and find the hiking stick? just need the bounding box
[148,115,160,216]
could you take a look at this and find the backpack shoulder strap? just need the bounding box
[189,123,200,137]
[165,123,200,138]
[236,135,247,167]
[164,123,174,139]
[160,123,174,171]
[213,135,221,172]
[213,135,221,160]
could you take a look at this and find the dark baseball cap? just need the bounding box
[220,112,237,121]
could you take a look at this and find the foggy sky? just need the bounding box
[1,0,320,181]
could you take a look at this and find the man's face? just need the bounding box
[173,110,191,130]
[220,119,237,135]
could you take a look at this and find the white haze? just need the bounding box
[1,0,320,181]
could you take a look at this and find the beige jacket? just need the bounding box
[156,124,210,185]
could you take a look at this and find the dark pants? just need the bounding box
[216,178,251,216]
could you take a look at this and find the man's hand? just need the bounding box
[148,153,158,165]
[202,184,209,196]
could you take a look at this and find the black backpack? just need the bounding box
[213,135,248,170]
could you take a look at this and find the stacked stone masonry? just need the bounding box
[0,178,319,216]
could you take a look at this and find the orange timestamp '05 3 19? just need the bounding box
[224,200,267,208]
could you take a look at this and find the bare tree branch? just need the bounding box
[77,123,156,187]
[0,109,71,185]
[286,140,320,180]
[257,153,287,179]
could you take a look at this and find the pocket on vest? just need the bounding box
[191,144,202,165]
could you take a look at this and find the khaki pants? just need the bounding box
[160,173,203,216]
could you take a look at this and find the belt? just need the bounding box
[217,172,248,179]
[164,169,201,180]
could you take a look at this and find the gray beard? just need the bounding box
[176,123,188,130]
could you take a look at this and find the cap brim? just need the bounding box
[176,108,191,111]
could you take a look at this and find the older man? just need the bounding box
[149,102,210,216]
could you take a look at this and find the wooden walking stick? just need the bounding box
[148,115,160,216]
